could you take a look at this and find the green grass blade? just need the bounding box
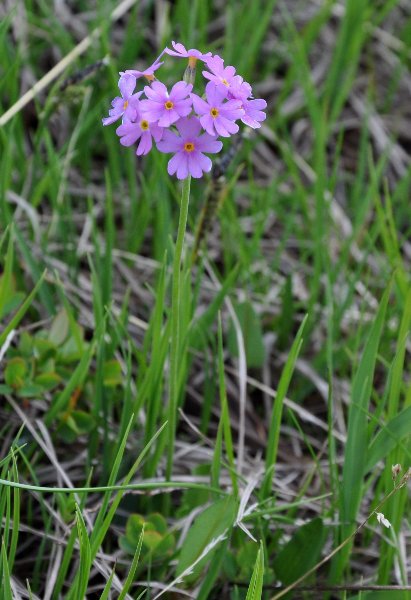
[74,504,92,600]
[332,282,391,579]
[261,314,308,500]
[245,541,264,600]
[0,270,46,347]
[1,538,13,600]
[117,525,144,600]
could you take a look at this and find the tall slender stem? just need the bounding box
[166,176,191,481]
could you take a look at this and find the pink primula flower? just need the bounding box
[240,98,267,129]
[202,55,237,89]
[165,41,212,62]
[191,82,244,137]
[116,114,164,156]
[140,81,193,128]
[102,74,141,126]
[157,117,223,179]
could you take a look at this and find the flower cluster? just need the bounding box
[103,41,267,179]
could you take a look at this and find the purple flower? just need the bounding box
[116,114,164,156]
[228,75,253,101]
[102,74,141,126]
[240,98,267,129]
[140,81,193,128]
[191,82,244,137]
[165,41,212,63]
[122,60,163,81]
[157,117,223,179]
[202,55,237,89]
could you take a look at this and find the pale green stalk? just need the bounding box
[166,176,191,480]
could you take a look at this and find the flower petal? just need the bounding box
[170,81,192,100]
[195,133,223,153]
[191,94,209,115]
[176,154,190,179]
[136,131,152,155]
[167,152,182,175]
[175,117,202,139]
[119,74,136,99]
[187,153,203,178]
[196,151,213,173]
[102,114,121,126]
[157,130,182,153]
[199,114,216,137]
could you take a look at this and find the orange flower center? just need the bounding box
[210,107,219,118]
[221,78,229,86]
[184,142,195,153]
[165,100,174,110]
[144,74,155,81]
[123,100,129,109]
[140,120,149,131]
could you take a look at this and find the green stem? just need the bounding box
[166,176,191,480]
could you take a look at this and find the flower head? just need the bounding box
[239,97,267,129]
[191,82,244,137]
[102,74,141,126]
[116,115,164,156]
[140,81,193,128]
[202,55,237,89]
[165,41,212,64]
[157,117,223,179]
[103,42,267,179]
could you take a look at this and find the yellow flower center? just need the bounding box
[144,74,155,81]
[140,120,149,131]
[221,78,229,86]
[165,100,174,110]
[188,56,198,68]
[184,142,195,153]
[210,107,219,118]
[123,100,129,109]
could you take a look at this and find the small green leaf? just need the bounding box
[125,514,145,544]
[17,383,45,398]
[5,357,27,390]
[34,372,62,390]
[273,518,327,585]
[102,359,123,387]
[72,410,95,434]
[48,309,70,346]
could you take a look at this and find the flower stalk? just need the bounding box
[166,175,191,480]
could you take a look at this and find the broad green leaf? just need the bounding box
[273,518,326,585]
[177,496,237,582]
